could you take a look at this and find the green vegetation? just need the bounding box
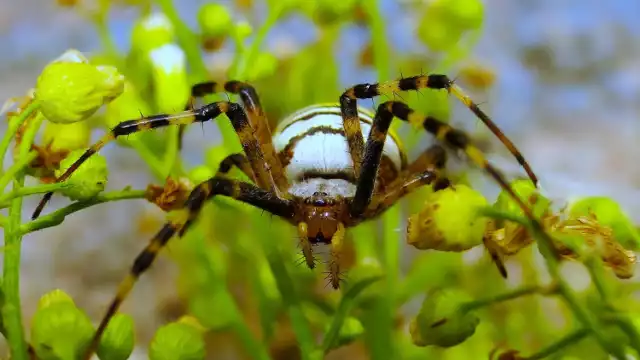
[0,0,638,359]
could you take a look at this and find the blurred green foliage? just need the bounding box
[0,0,638,359]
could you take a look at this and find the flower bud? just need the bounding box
[42,120,91,152]
[149,43,190,114]
[410,288,479,347]
[149,321,206,360]
[36,56,124,124]
[97,313,135,360]
[131,12,175,55]
[568,196,640,250]
[407,185,488,252]
[198,4,233,37]
[494,179,551,219]
[55,149,108,201]
[37,289,75,310]
[31,291,94,360]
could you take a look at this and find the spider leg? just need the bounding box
[81,176,295,360]
[190,81,289,193]
[31,101,265,219]
[215,153,256,183]
[354,101,547,238]
[341,74,538,186]
[360,145,451,219]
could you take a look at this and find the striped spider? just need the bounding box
[32,74,540,358]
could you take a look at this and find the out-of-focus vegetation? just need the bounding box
[0,0,639,359]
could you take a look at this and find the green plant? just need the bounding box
[0,1,638,359]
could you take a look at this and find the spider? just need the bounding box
[31,74,542,359]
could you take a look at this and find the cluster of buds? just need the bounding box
[30,289,134,360]
[407,179,637,280]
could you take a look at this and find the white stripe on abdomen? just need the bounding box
[273,105,404,182]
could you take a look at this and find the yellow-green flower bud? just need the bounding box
[149,43,190,114]
[233,21,253,41]
[569,196,640,250]
[149,321,206,360]
[189,165,215,185]
[438,0,484,30]
[49,49,90,64]
[97,314,135,360]
[37,289,75,310]
[104,81,152,145]
[245,52,278,82]
[407,185,488,252]
[36,61,124,124]
[131,12,175,55]
[55,149,108,201]
[31,301,94,360]
[494,179,551,219]
[197,4,233,38]
[42,120,91,152]
[410,288,479,347]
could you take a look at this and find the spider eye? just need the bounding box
[312,198,327,206]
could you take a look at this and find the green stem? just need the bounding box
[154,0,239,153]
[0,152,38,192]
[3,108,43,360]
[0,101,39,174]
[229,4,284,79]
[162,125,181,177]
[19,189,147,234]
[266,252,317,360]
[0,182,70,209]
[525,328,590,360]
[460,284,545,313]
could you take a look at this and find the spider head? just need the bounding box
[302,191,342,244]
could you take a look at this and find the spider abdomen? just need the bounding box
[273,104,407,197]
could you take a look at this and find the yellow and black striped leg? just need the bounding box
[339,91,366,179]
[341,74,538,185]
[214,153,256,183]
[81,176,295,360]
[190,81,289,193]
[31,101,262,219]
[361,145,451,219]
[376,101,546,232]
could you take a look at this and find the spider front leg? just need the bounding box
[31,101,266,219]
[190,81,288,193]
[367,101,546,231]
[81,177,295,360]
[361,145,452,219]
[340,74,538,185]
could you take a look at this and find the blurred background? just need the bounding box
[0,0,639,359]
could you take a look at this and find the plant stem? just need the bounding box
[525,328,590,360]
[19,189,147,234]
[3,107,43,360]
[154,0,239,153]
[0,182,70,208]
[460,284,545,313]
[0,101,39,174]
[0,152,38,192]
[229,3,284,79]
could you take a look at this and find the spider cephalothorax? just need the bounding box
[31,74,544,359]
